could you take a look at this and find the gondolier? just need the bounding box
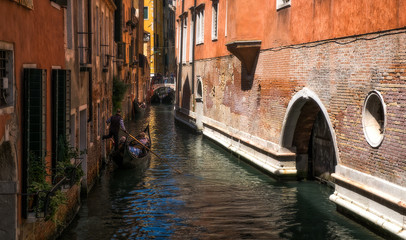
[111,125,152,169]
[102,109,128,149]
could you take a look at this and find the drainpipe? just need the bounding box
[191,0,196,103]
[177,0,185,105]
[88,0,93,122]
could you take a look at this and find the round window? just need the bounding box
[362,91,386,147]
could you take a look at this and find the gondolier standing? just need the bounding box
[102,109,128,149]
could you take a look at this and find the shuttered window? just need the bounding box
[52,69,71,179]
[22,68,47,218]
[0,49,13,108]
[212,1,218,40]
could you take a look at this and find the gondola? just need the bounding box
[110,125,151,170]
[133,101,147,118]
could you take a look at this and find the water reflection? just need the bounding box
[59,105,382,240]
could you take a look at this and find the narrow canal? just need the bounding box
[59,105,383,240]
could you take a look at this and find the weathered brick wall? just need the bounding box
[196,30,406,186]
[22,185,80,240]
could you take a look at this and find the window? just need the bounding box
[276,0,291,10]
[22,68,46,218]
[177,20,181,63]
[182,16,187,64]
[189,13,194,62]
[212,1,218,40]
[196,8,205,44]
[66,0,73,49]
[50,0,68,7]
[97,102,101,138]
[0,48,14,108]
[225,0,228,37]
[96,6,99,56]
[197,76,203,99]
[105,16,110,68]
[362,91,386,148]
[51,69,71,178]
[70,112,76,149]
[78,0,90,65]
[144,7,148,20]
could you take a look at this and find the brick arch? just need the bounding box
[280,88,340,178]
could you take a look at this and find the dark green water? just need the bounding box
[59,105,383,240]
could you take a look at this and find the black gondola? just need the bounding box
[110,125,151,170]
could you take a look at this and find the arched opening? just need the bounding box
[281,88,338,182]
[151,87,175,104]
[197,79,203,99]
[195,77,204,131]
[181,76,191,110]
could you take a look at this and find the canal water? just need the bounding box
[59,105,383,240]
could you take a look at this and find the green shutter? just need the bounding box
[52,69,71,180]
[22,68,46,218]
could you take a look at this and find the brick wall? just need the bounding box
[194,30,406,186]
[22,185,80,240]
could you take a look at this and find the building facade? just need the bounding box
[114,0,148,117]
[0,0,83,239]
[65,0,116,194]
[144,0,165,78]
[175,0,406,238]
[163,0,176,76]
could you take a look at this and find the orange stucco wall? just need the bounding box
[0,0,65,226]
[176,0,406,61]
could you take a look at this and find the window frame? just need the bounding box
[144,6,149,20]
[189,11,194,63]
[211,0,219,41]
[182,15,188,64]
[0,44,14,110]
[196,7,205,45]
[362,91,386,148]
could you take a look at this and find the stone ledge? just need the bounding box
[331,165,406,239]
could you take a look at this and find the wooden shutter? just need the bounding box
[22,68,46,218]
[52,69,71,179]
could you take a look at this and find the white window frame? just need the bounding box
[189,12,194,62]
[211,1,218,41]
[196,8,205,45]
[276,0,291,10]
[225,0,228,37]
[182,16,188,64]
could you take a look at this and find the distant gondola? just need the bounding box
[133,101,147,117]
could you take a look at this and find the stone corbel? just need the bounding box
[226,40,261,75]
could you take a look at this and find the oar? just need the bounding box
[122,130,183,174]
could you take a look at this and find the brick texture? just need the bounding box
[189,30,406,186]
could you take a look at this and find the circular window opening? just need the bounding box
[362,91,386,147]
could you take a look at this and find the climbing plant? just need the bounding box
[27,138,84,221]
[112,77,129,113]
[55,139,84,186]
[28,153,67,221]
